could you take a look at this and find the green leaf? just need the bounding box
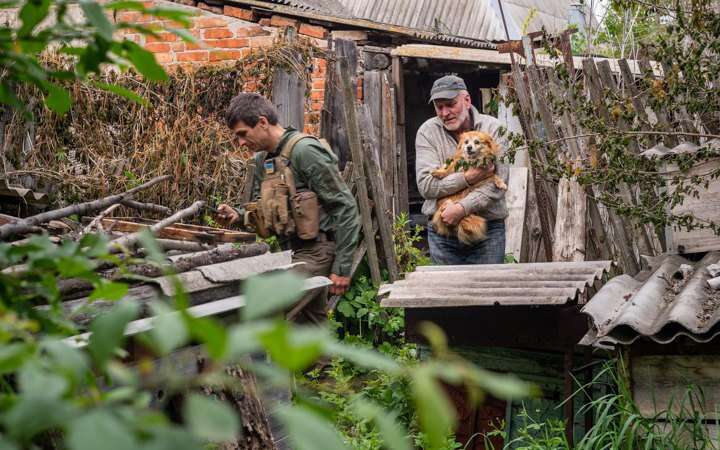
[275,404,350,450]
[352,398,411,450]
[0,437,19,450]
[123,41,168,82]
[186,316,227,360]
[226,321,272,360]
[2,395,72,440]
[168,27,196,43]
[150,302,189,354]
[137,229,166,266]
[89,281,129,302]
[88,300,139,368]
[411,367,456,450]
[335,300,354,317]
[183,394,240,442]
[43,340,90,382]
[80,0,114,41]
[325,341,402,374]
[67,410,136,450]
[18,0,51,37]
[0,343,33,375]
[141,427,203,450]
[94,81,149,105]
[18,363,68,399]
[105,0,145,10]
[45,83,72,115]
[257,321,325,372]
[242,272,305,321]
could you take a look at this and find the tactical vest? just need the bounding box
[251,133,325,240]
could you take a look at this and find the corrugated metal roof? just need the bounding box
[581,252,720,348]
[263,0,350,16]
[379,260,614,308]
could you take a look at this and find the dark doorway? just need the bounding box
[400,59,501,227]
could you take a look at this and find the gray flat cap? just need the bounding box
[429,75,467,103]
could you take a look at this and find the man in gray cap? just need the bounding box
[415,74,509,265]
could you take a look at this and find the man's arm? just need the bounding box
[217,153,263,226]
[297,145,360,283]
[415,128,469,200]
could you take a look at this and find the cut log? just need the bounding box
[98,218,255,244]
[109,201,205,252]
[0,175,171,240]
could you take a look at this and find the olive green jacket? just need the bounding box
[241,128,360,277]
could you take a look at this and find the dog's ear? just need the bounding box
[485,135,501,156]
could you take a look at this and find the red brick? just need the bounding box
[209,49,243,62]
[177,51,209,62]
[206,38,249,48]
[115,11,141,22]
[121,33,141,43]
[311,102,322,111]
[203,27,233,39]
[198,2,223,14]
[173,0,196,6]
[224,5,256,21]
[146,32,178,43]
[154,52,174,63]
[258,18,271,27]
[299,23,326,39]
[144,42,170,52]
[235,25,270,37]
[171,42,185,51]
[270,15,297,28]
[142,1,155,7]
[311,79,325,89]
[185,40,203,50]
[194,16,227,28]
[249,35,274,48]
[310,90,324,100]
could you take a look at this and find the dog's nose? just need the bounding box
[466,146,474,152]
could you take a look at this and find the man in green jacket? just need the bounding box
[216,93,360,324]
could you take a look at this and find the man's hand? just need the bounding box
[216,204,240,226]
[441,201,466,225]
[329,273,351,295]
[464,162,495,185]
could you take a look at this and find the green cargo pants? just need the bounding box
[289,238,336,324]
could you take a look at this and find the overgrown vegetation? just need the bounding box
[3,37,322,215]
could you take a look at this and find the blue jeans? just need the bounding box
[428,219,506,265]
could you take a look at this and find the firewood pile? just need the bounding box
[0,175,329,328]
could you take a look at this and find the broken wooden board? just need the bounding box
[94,217,255,244]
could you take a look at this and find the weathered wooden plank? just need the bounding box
[362,70,383,153]
[632,355,720,420]
[381,72,397,213]
[582,58,640,275]
[271,28,304,131]
[638,57,676,147]
[358,104,399,282]
[553,177,586,262]
[392,55,409,214]
[337,57,382,285]
[505,167,529,262]
[98,218,255,244]
[510,62,555,261]
[240,161,256,204]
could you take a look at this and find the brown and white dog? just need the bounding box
[431,130,507,244]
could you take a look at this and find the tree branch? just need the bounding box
[0,175,171,240]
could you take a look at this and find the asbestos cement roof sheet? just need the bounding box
[640,139,720,159]
[379,260,614,308]
[581,252,720,347]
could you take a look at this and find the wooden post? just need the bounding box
[391,55,409,215]
[337,57,382,286]
[505,167,529,262]
[358,104,399,282]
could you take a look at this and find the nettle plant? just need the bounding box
[502,0,720,235]
[0,232,536,450]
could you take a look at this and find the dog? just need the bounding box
[430,130,507,244]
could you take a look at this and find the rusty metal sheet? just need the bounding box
[379,261,614,308]
[582,252,720,347]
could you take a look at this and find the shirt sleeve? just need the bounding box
[295,144,360,277]
[234,153,263,227]
[415,127,469,200]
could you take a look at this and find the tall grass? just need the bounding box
[491,357,718,450]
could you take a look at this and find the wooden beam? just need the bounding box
[504,167,528,262]
[392,55,409,215]
[337,57,382,286]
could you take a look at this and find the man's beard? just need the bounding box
[442,107,469,131]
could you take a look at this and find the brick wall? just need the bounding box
[116,0,330,135]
